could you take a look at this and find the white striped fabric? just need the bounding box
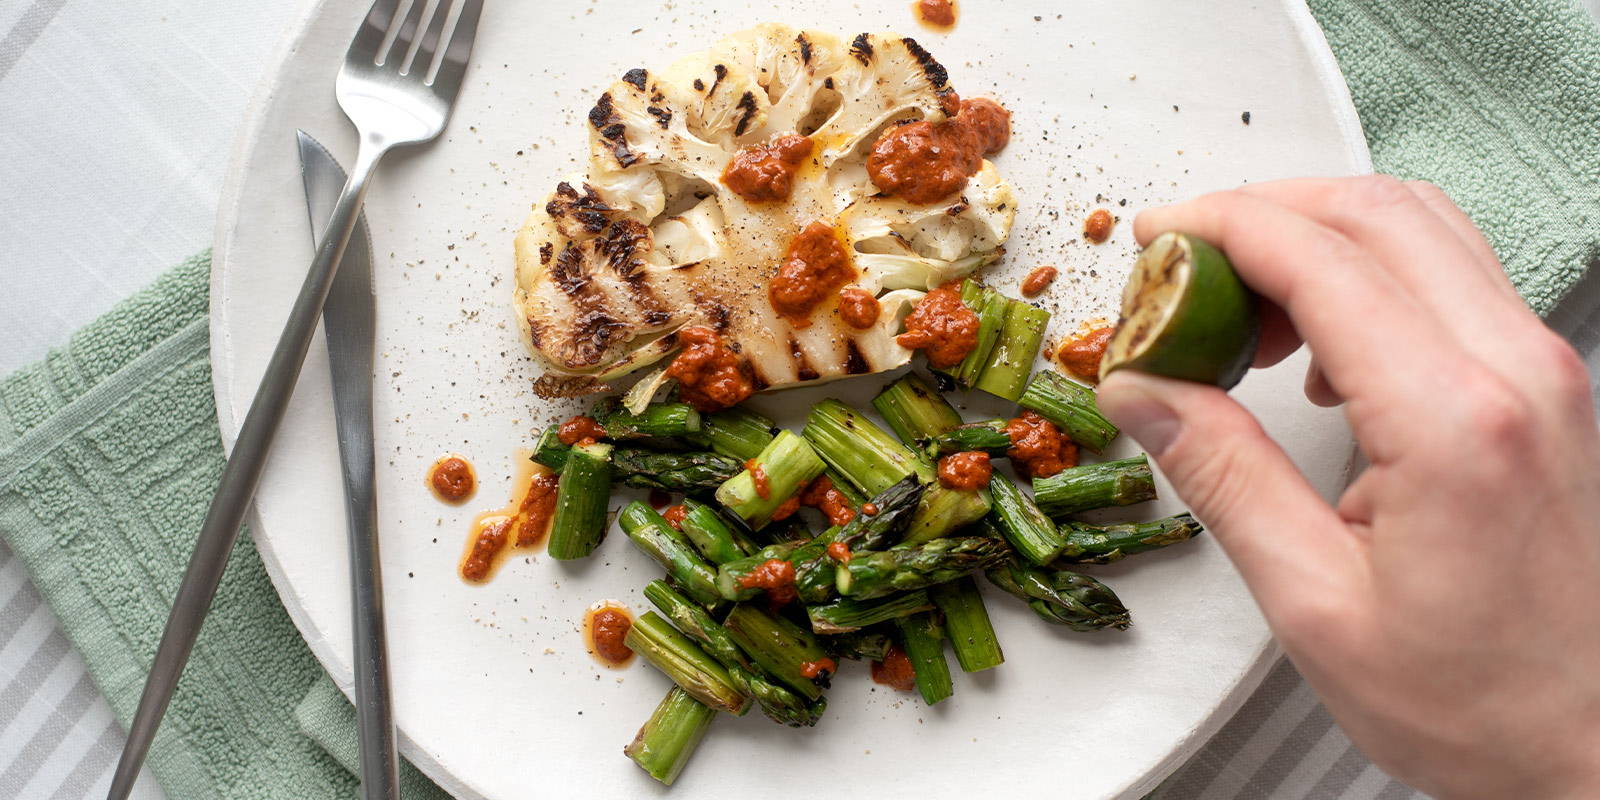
[3,1,1597,799]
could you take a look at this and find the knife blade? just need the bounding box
[298,129,400,800]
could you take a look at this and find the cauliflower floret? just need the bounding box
[514,25,1016,395]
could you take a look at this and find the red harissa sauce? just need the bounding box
[722,133,814,203]
[1083,209,1114,244]
[867,97,1010,204]
[937,451,993,490]
[663,504,689,530]
[745,458,771,500]
[800,475,856,526]
[1005,410,1079,479]
[800,657,837,680]
[459,457,559,582]
[739,558,798,606]
[896,284,980,368]
[1058,326,1114,382]
[837,287,881,329]
[914,0,958,29]
[871,644,917,692]
[585,603,635,668]
[1021,266,1058,297]
[770,221,856,327]
[558,415,607,446]
[428,454,476,502]
[666,326,755,412]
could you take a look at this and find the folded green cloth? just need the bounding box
[0,255,446,800]
[2,4,1597,799]
[1310,0,1600,314]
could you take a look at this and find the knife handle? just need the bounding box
[108,141,387,800]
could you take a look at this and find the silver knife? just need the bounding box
[298,129,400,800]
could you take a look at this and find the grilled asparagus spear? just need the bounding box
[985,560,1131,631]
[1057,513,1203,564]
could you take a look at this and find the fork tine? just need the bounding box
[347,0,401,65]
[382,0,429,67]
[428,0,482,95]
[410,0,453,78]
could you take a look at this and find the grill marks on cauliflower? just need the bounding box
[514,24,1017,396]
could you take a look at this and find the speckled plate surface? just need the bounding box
[213,2,1369,797]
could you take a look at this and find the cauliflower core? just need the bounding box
[514,25,1017,398]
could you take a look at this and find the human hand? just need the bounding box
[1096,176,1600,799]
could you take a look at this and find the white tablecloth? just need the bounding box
[4,2,1598,798]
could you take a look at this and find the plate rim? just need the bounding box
[210,3,1370,797]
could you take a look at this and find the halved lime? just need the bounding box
[1099,232,1260,389]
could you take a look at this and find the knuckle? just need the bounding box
[1531,330,1592,401]
[1348,174,1416,210]
[1456,368,1535,448]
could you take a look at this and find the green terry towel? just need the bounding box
[0,255,446,800]
[1,3,1598,799]
[1309,0,1600,314]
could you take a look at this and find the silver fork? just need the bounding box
[106,2,482,799]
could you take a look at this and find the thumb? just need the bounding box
[1096,370,1360,610]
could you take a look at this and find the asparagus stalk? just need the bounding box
[808,590,934,634]
[1057,513,1204,564]
[625,611,750,714]
[714,431,826,529]
[986,471,1067,565]
[592,397,703,440]
[895,611,953,705]
[702,406,776,460]
[546,441,614,561]
[985,560,1131,631]
[802,399,930,497]
[625,687,716,786]
[900,483,992,547]
[929,576,1004,672]
[793,476,924,603]
[644,581,823,727]
[974,300,1051,402]
[612,448,744,493]
[938,280,1010,388]
[1033,455,1157,517]
[677,498,756,565]
[826,629,893,661]
[619,502,722,607]
[872,373,964,444]
[836,537,1010,599]
[722,604,835,700]
[920,419,1012,460]
[716,542,803,602]
[531,424,569,470]
[1017,370,1119,453]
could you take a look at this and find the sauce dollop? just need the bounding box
[745,458,771,500]
[937,450,993,490]
[896,284,981,368]
[826,541,853,563]
[837,287,881,329]
[1021,266,1058,297]
[769,494,803,522]
[557,415,607,446]
[1083,208,1114,244]
[800,475,856,526]
[1005,410,1079,479]
[458,455,558,583]
[721,133,814,203]
[867,97,1011,204]
[770,222,856,327]
[738,558,798,606]
[914,0,958,28]
[428,455,476,502]
[666,326,755,412]
[870,644,917,692]
[799,657,837,680]
[663,504,689,530]
[585,603,635,668]
[1058,326,1115,381]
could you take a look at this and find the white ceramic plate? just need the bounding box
[213,2,1368,797]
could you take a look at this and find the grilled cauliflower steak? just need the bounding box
[514,24,1016,400]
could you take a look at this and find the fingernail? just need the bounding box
[1098,373,1182,456]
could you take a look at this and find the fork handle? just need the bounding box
[107,139,387,800]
